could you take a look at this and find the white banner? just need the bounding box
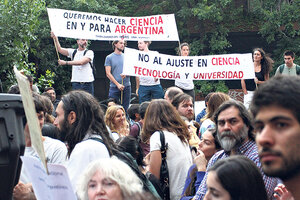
[123,48,255,80]
[47,8,179,41]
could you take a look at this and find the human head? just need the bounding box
[164,86,183,103]
[76,158,143,200]
[107,98,119,108]
[198,128,221,161]
[116,136,145,167]
[142,99,190,143]
[127,104,140,122]
[178,42,190,56]
[7,85,20,94]
[105,105,126,132]
[204,92,213,107]
[204,92,230,121]
[139,101,150,120]
[112,40,126,52]
[44,87,56,102]
[138,40,151,51]
[283,50,295,67]
[42,123,59,139]
[40,94,55,123]
[32,93,46,130]
[213,100,254,152]
[54,90,114,156]
[251,75,300,182]
[77,39,88,49]
[25,74,33,91]
[172,93,194,121]
[204,155,267,200]
[253,48,273,75]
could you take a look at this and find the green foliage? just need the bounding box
[194,80,229,97]
[37,69,55,89]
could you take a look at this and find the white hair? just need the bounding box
[76,157,143,200]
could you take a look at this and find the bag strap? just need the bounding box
[89,137,104,144]
[159,131,168,160]
[72,49,77,60]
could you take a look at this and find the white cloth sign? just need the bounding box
[21,156,76,200]
[47,8,179,41]
[123,47,255,80]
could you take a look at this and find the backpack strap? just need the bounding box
[89,137,104,144]
[72,49,77,60]
[296,65,300,75]
[279,64,285,74]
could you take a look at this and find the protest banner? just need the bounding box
[14,67,48,173]
[47,8,179,41]
[123,47,255,80]
[21,156,76,200]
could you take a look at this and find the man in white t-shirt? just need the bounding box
[51,32,94,95]
[136,40,164,104]
[13,93,68,200]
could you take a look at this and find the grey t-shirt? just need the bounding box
[104,52,131,88]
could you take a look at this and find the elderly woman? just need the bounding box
[76,158,144,200]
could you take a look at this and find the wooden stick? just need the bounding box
[121,78,124,104]
[53,38,60,60]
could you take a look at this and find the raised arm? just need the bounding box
[50,31,69,56]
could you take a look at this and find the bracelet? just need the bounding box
[66,61,68,65]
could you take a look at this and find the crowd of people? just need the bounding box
[7,35,300,200]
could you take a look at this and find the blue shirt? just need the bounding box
[196,108,206,124]
[193,139,280,200]
[104,52,131,88]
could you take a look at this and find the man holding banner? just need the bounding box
[51,32,95,95]
[136,40,164,104]
[105,40,131,111]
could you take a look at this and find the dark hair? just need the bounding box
[204,92,213,106]
[142,99,190,143]
[33,93,46,114]
[172,93,193,109]
[112,40,126,50]
[251,75,300,123]
[25,74,33,84]
[208,155,268,200]
[44,87,55,93]
[127,104,140,121]
[211,128,221,150]
[61,90,114,156]
[139,101,150,119]
[7,85,20,94]
[42,123,59,139]
[107,97,119,105]
[165,86,183,102]
[283,50,295,58]
[116,136,145,167]
[253,48,273,79]
[213,100,255,141]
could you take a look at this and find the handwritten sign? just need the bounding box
[123,47,255,80]
[47,8,179,41]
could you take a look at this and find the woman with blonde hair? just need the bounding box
[76,158,144,200]
[142,99,193,200]
[199,92,230,136]
[105,105,129,141]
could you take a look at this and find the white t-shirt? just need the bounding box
[139,76,160,86]
[175,79,194,90]
[150,130,192,200]
[67,48,94,82]
[66,134,110,190]
[20,137,68,183]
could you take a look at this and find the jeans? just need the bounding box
[72,82,94,96]
[138,84,164,104]
[109,85,131,111]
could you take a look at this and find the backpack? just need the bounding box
[279,64,300,75]
[89,137,161,199]
[72,49,97,76]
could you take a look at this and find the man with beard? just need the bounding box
[172,93,194,121]
[51,32,94,95]
[53,90,115,190]
[105,40,131,111]
[251,75,300,199]
[193,100,279,200]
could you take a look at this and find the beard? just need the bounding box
[117,47,124,52]
[59,118,71,142]
[217,125,248,152]
[259,147,300,181]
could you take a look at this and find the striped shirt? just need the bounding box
[193,139,280,200]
